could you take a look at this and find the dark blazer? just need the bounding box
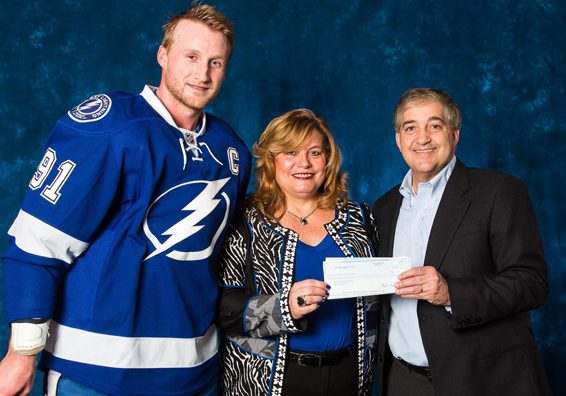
[372,160,552,396]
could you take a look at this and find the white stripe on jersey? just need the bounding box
[45,322,218,369]
[8,210,89,264]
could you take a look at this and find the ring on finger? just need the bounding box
[297,295,307,307]
[420,284,424,294]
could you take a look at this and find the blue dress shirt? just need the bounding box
[388,156,456,367]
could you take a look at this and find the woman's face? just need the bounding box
[274,131,327,202]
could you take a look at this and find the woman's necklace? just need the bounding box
[286,206,318,226]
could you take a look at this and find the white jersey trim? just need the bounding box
[8,210,89,264]
[45,370,62,396]
[45,321,218,369]
[140,85,207,137]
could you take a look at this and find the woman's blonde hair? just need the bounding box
[251,109,348,220]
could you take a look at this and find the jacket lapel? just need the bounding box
[379,190,403,257]
[424,160,471,270]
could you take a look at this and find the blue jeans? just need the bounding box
[44,370,218,396]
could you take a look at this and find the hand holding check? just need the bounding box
[395,265,451,306]
[322,257,450,306]
[289,279,330,320]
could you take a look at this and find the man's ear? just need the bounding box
[453,128,460,146]
[157,45,168,69]
[395,130,401,150]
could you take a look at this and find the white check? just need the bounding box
[323,257,411,299]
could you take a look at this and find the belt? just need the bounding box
[396,358,433,382]
[288,348,350,367]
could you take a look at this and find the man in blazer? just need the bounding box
[372,88,552,396]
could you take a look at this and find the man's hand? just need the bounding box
[395,266,451,306]
[0,338,37,396]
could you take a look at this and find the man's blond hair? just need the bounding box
[161,4,234,51]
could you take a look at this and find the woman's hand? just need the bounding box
[289,279,330,320]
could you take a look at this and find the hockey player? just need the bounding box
[0,4,251,395]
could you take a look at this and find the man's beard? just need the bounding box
[166,77,219,111]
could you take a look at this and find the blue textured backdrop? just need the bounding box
[1,1,564,394]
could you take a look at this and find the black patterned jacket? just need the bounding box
[217,201,378,396]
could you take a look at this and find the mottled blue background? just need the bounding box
[1,0,564,394]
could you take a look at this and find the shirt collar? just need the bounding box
[399,155,457,199]
[140,85,206,136]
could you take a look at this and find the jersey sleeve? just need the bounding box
[2,117,122,323]
[238,145,252,202]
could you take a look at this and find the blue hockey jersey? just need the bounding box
[2,86,251,395]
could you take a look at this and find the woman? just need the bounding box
[217,109,377,396]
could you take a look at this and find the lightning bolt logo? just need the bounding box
[68,94,111,123]
[78,99,102,112]
[143,178,231,262]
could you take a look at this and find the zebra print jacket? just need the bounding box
[217,201,378,396]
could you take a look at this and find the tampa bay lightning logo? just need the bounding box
[68,94,112,123]
[143,178,231,262]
